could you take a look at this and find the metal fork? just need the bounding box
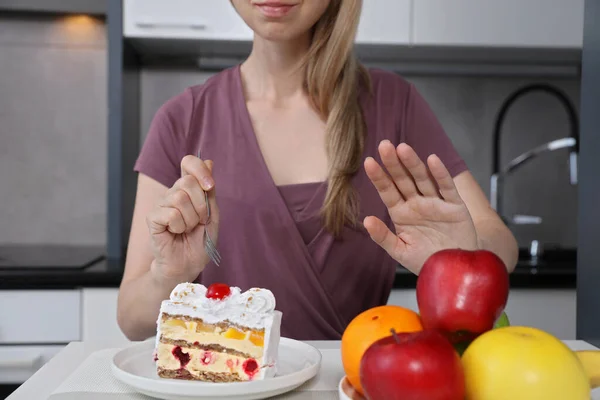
[197,151,221,266]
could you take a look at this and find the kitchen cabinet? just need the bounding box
[504,289,576,339]
[387,289,576,339]
[355,0,411,45]
[0,345,63,384]
[0,290,81,384]
[412,0,584,49]
[123,0,411,45]
[81,288,129,345]
[119,0,584,52]
[0,290,81,344]
[123,0,253,40]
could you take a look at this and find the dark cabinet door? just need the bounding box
[577,0,600,344]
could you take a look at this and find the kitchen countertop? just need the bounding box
[394,260,577,289]
[6,339,600,400]
[0,258,124,290]
[0,246,576,290]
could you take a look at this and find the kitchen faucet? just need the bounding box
[490,83,579,256]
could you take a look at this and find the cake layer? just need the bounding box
[160,314,264,358]
[161,313,266,342]
[157,367,242,383]
[160,338,254,359]
[156,342,263,382]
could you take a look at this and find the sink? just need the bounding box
[394,248,577,276]
[516,247,576,275]
[518,247,576,263]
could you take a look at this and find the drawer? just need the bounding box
[0,290,81,344]
[123,0,253,41]
[0,345,63,384]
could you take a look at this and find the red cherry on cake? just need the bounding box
[206,283,231,300]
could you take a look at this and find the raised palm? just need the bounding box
[364,141,478,274]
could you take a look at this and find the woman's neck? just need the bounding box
[241,34,311,103]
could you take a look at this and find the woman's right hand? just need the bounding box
[146,155,219,284]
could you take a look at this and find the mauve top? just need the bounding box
[134,65,468,340]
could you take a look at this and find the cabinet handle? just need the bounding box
[135,19,207,30]
[0,354,42,369]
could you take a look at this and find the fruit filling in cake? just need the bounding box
[155,282,282,382]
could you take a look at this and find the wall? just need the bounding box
[0,15,107,245]
[0,16,579,249]
[139,68,579,249]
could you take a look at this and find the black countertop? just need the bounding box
[0,246,577,290]
[393,263,576,289]
[0,258,124,290]
[0,245,121,290]
[394,248,577,289]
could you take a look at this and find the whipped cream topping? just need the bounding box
[161,283,277,329]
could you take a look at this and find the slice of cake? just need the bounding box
[154,282,282,382]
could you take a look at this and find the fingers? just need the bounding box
[147,157,218,238]
[364,157,404,208]
[147,206,186,235]
[376,141,454,202]
[158,188,200,232]
[179,157,218,223]
[396,143,439,197]
[172,175,208,224]
[364,216,406,261]
[427,154,462,204]
[378,141,419,199]
[181,155,214,191]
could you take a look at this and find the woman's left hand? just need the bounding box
[364,140,479,274]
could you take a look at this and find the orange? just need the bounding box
[341,305,423,394]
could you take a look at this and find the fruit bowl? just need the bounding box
[338,376,366,400]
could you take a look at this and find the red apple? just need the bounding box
[416,249,509,342]
[359,329,465,400]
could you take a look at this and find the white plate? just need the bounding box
[338,376,366,400]
[111,338,321,400]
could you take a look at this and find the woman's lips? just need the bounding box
[254,3,297,18]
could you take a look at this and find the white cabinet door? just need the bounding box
[387,289,576,339]
[505,289,576,339]
[82,288,130,346]
[123,0,253,40]
[413,0,584,48]
[0,290,81,344]
[356,0,411,45]
[0,345,63,384]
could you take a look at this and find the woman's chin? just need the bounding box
[253,26,306,43]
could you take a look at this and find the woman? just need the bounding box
[117,0,518,341]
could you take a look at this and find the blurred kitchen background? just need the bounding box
[0,2,582,249]
[2,0,598,397]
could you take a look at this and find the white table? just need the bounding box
[6,340,600,399]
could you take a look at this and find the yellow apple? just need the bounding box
[462,326,590,400]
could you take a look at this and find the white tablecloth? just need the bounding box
[7,339,600,400]
[46,348,344,400]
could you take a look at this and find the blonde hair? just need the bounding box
[303,0,370,237]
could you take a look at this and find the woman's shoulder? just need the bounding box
[136,67,242,187]
[366,67,414,97]
[361,67,418,113]
[157,66,240,120]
